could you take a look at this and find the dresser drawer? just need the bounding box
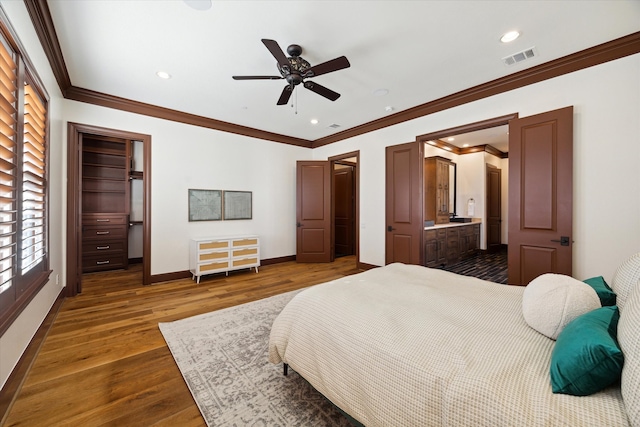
[83,225,127,240]
[232,238,258,248]
[232,247,258,258]
[199,260,230,273]
[198,250,229,262]
[232,257,259,268]
[198,240,230,251]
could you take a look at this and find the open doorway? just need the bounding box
[295,151,360,268]
[332,158,356,258]
[66,123,152,296]
[418,116,512,252]
[330,151,359,266]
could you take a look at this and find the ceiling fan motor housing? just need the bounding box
[279,45,310,86]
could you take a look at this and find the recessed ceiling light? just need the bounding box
[447,137,455,142]
[310,119,319,125]
[373,88,389,97]
[500,30,520,43]
[183,0,212,11]
[384,106,394,113]
[156,71,171,79]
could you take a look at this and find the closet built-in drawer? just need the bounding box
[83,214,128,225]
[82,253,127,272]
[83,225,127,240]
[82,240,126,255]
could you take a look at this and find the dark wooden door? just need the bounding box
[333,164,354,256]
[508,106,573,285]
[486,165,502,253]
[296,161,332,263]
[385,141,423,265]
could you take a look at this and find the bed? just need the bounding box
[268,253,640,426]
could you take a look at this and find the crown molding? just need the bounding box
[312,31,640,148]
[64,86,312,148]
[23,0,71,92]
[22,0,640,148]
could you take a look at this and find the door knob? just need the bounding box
[387,225,396,232]
[551,236,570,246]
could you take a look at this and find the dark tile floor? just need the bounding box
[442,247,508,284]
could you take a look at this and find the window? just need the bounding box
[0,23,50,335]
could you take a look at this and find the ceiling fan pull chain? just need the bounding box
[294,85,298,114]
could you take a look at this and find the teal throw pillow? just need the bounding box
[583,276,617,306]
[550,305,623,396]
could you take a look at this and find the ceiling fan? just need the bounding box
[232,39,350,105]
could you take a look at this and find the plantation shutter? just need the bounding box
[21,81,46,275]
[0,37,17,301]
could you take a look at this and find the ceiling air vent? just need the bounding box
[502,47,537,66]
[328,124,341,129]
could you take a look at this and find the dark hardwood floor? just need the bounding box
[3,257,362,426]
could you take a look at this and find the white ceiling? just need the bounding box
[47,1,640,142]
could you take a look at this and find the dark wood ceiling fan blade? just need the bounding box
[232,75,283,80]
[277,85,294,105]
[304,56,350,78]
[262,39,290,71]
[303,81,340,101]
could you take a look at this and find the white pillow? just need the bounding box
[522,273,600,340]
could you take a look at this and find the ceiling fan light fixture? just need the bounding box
[156,71,171,79]
[500,30,520,43]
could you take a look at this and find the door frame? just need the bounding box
[66,122,152,296]
[413,114,517,261]
[328,151,360,268]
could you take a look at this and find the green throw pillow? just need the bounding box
[583,276,617,306]
[550,305,623,396]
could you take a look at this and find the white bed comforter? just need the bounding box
[269,263,629,426]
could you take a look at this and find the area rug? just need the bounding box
[158,290,352,426]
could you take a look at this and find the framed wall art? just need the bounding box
[223,191,252,220]
[188,189,222,221]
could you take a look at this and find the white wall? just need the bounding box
[313,53,640,281]
[63,100,311,275]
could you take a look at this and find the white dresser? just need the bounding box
[190,235,260,284]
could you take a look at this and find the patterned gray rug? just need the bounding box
[158,290,352,426]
